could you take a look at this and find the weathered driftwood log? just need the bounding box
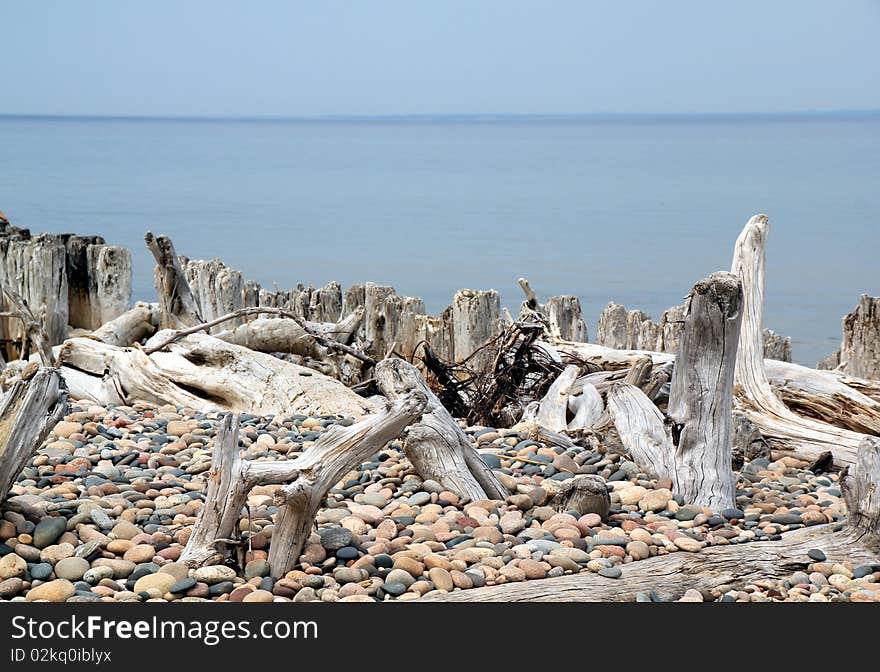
[144,231,203,329]
[555,339,880,439]
[607,272,742,510]
[215,317,325,359]
[375,358,508,501]
[142,306,373,366]
[731,214,867,468]
[535,364,580,432]
[606,383,674,478]
[552,475,610,519]
[58,332,377,417]
[0,368,69,503]
[837,295,880,380]
[181,391,427,575]
[765,359,880,435]
[268,391,427,577]
[89,301,158,346]
[567,383,603,431]
[423,436,880,602]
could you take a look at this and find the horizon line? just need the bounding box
[2,109,880,123]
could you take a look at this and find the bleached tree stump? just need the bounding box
[763,328,792,362]
[375,358,508,501]
[839,295,880,380]
[0,368,69,503]
[66,237,131,331]
[665,272,742,510]
[144,231,203,329]
[607,272,742,510]
[184,259,247,333]
[452,289,501,372]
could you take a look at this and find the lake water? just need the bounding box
[1,114,878,365]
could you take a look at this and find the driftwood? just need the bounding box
[423,436,880,602]
[549,216,877,469]
[0,287,55,367]
[731,215,868,468]
[144,231,203,329]
[836,295,880,379]
[765,359,880,435]
[66,237,131,331]
[58,332,377,418]
[181,391,427,577]
[452,289,502,373]
[607,272,743,510]
[534,364,580,432]
[0,368,69,503]
[517,278,587,342]
[0,232,68,348]
[143,306,373,366]
[567,382,603,430]
[664,272,742,510]
[89,301,158,346]
[555,340,880,441]
[375,358,508,501]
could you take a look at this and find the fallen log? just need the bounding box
[58,332,378,418]
[89,301,158,346]
[142,305,374,366]
[554,341,880,438]
[180,391,428,576]
[765,359,880,435]
[375,358,508,501]
[0,368,69,503]
[422,436,880,602]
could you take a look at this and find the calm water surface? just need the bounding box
[1,114,878,365]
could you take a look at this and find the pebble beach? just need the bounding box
[1,402,878,604]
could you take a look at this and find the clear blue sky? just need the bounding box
[2,1,879,117]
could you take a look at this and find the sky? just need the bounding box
[1,1,879,117]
